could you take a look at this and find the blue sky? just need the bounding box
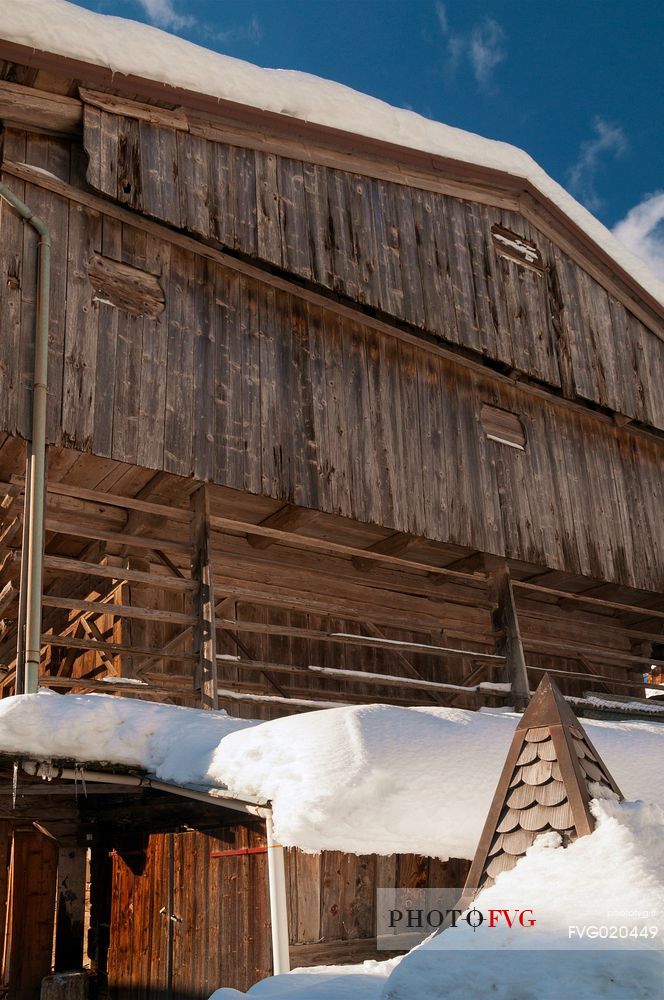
[73,0,664,278]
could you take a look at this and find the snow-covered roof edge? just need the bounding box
[1,0,663,311]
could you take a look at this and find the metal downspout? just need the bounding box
[0,183,50,695]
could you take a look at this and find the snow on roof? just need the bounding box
[1,0,663,310]
[211,799,664,999]
[1,690,662,861]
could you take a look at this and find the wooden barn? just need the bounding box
[0,4,662,997]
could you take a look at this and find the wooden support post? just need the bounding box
[191,486,218,709]
[54,846,87,973]
[488,559,530,712]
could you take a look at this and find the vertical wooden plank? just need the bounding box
[192,253,216,482]
[177,132,210,238]
[320,310,351,517]
[139,120,181,228]
[62,200,102,450]
[241,276,262,495]
[91,215,121,457]
[255,150,282,267]
[5,829,58,1000]
[302,161,333,288]
[0,131,26,438]
[163,245,194,476]
[111,224,145,466]
[277,157,312,281]
[290,296,319,508]
[137,235,170,470]
[232,146,258,257]
[209,141,234,249]
[192,484,218,709]
[214,265,243,491]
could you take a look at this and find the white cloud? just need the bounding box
[567,117,628,212]
[137,0,194,31]
[612,191,664,281]
[469,18,506,84]
[217,15,262,46]
[436,4,506,86]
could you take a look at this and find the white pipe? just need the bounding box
[265,813,291,975]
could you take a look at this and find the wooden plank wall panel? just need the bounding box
[83,109,664,430]
[1,136,663,592]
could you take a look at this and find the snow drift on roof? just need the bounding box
[1,0,663,309]
[1,691,662,860]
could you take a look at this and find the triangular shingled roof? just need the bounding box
[464,674,623,895]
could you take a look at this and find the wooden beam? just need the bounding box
[489,563,530,711]
[191,486,218,709]
[38,676,187,696]
[0,582,16,618]
[41,632,197,662]
[512,579,664,620]
[0,79,82,134]
[247,504,316,550]
[42,595,197,626]
[44,517,191,555]
[42,554,194,592]
[214,656,508,698]
[352,533,419,572]
[218,617,502,658]
[522,638,664,669]
[526,664,661,692]
[5,477,193,523]
[210,512,486,583]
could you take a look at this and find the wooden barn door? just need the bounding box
[2,827,59,1000]
[107,825,271,999]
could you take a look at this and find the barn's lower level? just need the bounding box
[0,434,659,718]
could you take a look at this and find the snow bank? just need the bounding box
[1,692,662,860]
[384,799,664,999]
[1,0,663,307]
[211,801,664,1000]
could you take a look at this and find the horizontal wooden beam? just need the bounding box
[42,595,197,626]
[0,79,82,134]
[38,676,187,696]
[45,517,191,555]
[512,579,664,620]
[209,512,486,584]
[35,478,191,523]
[522,637,663,669]
[526,664,652,691]
[42,633,197,662]
[215,655,508,697]
[43,554,195,592]
[219,618,503,659]
[246,504,315,550]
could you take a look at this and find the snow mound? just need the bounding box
[1,0,663,306]
[211,801,664,1000]
[384,799,664,999]
[1,692,662,861]
[0,688,257,788]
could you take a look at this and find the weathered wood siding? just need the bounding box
[0,143,662,593]
[83,105,664,431]
[105,824,468,997]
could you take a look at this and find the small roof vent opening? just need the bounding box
[491,224,544,272]
[481,404,526,450]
